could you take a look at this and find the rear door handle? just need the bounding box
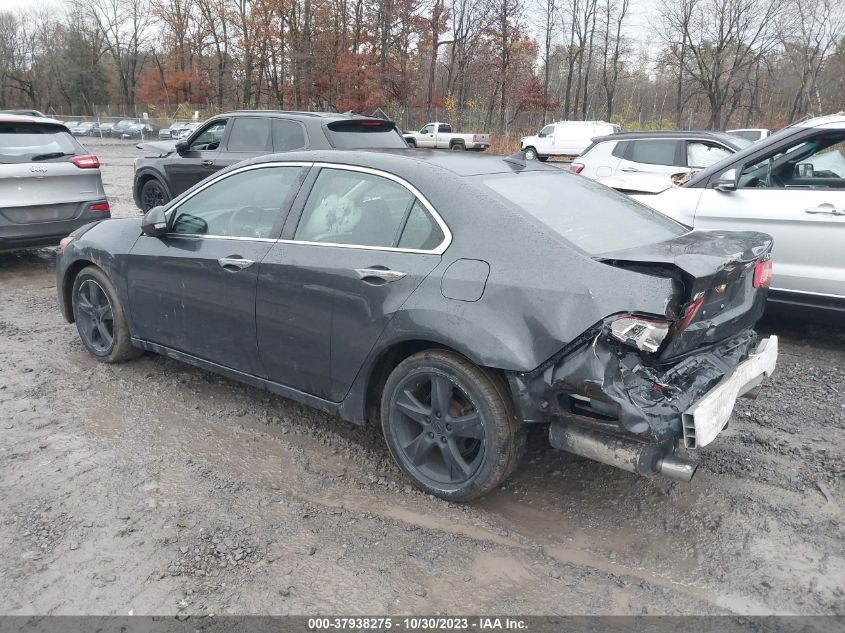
[355,268,407,283]
[805,204,843,215]
[218,257,254,270]
[201,159,214,167]
[620,167,640,173]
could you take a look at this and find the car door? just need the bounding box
[616,139,682,178]
[164,118,230,196]
[535,125,555,155]
[255,165,449,400]
[417,124,436,148]
[127,163,307,374]
[691,130,845,298]
[214,116,273,171]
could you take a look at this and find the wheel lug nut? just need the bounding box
[446,423,452,431]
[436,412,442,418]
[425,416,431,423]
[440,436,446,443]
[428,432,434,438]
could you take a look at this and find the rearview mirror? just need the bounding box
[141,206,168,237]
[714,168,737,192]
[175,139,188,154]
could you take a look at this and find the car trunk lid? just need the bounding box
[0,162,102,222]
[596,229,773,360]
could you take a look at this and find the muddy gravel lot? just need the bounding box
[0,138,843,616]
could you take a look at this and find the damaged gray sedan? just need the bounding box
[55,150,777,501]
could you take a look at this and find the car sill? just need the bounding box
[131,338,342,416]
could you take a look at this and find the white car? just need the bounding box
[521,120,620,161]
[629,114,845,309]
[727,128,771,143]
[570,131,748,188]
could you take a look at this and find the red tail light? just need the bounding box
[71,154,100,169]
[89,202,110,212]
[570,163,585,174]
[676,292,705,331]
[753,258,772,288]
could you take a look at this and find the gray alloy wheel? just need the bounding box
[523,146,537,160]
[72,266,141,363]
[140,178,169,212]
[381,350,525,502]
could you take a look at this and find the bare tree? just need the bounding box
[599,0,628,119]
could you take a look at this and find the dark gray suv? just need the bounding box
[132,110,408,211]
[1,115,109,252]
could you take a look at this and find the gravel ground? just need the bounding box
[0,138,843,616]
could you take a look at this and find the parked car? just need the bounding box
[570,131,750,189]
[159,120,196,140]
[97,122,115,137]
[70,121,100,137]
[627,114,845,311]
[120,122,159,139]
[58,149,777,500]
[727,128,771,143]
[0,114,109,251]
[403,122,490,151]
[109,119,138,138]
[521,120,621,161]
[174,121,202,139]
[133,110,408,211]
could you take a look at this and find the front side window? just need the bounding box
[421,124,434,134]
[294,168,443,249]
[628,139,678,166]
[227,117,271,152]
[169,166,301,238]
[538,125,554,138]
[738,132,845,189]
[479,171,687,255]
[687,141,732,168]
[190,120,228,151]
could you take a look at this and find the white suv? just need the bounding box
[571,132,749,188]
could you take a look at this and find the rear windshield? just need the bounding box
[325,120,408,149]
[0,122,80,163]
[478,171,687,255]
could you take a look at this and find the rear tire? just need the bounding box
[140,178,169,212]
[523,146,538,160]
[72,266,141,364]
[538,156,549,162]
[450,142,466,151]
[381,350,525,502]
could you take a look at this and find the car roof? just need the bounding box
[219,110,388,123]
[243,148,560,177]
[0,113,65,125]
[591,130,743,145]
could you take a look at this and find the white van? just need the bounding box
[520,121,621,160]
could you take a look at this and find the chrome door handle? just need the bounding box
[201,159,214,167]
[805,204,843,215]
[355,268,407,283]
[620,167,640,172]
[218,257,254,270]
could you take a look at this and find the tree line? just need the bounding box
[0,0,842,132]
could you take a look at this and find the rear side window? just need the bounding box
[628,140,678,166]
[0,122,80,163]
[294,168,443,249]
[272,119,306,151]
[325,120,407,149]
[228,117,272,152]
[479,171,687,255]
[611,141,629,158]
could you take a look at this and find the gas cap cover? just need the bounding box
[440,259,490,302]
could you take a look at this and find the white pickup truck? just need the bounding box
[403,122,490,151]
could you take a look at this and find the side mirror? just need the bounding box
[796,162,814,178]
[175,139,188,154]
[141,206,168,237]
[714,168,738,192]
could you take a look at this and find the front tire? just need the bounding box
[523,146,538,160]
[140,178,169,212]
[381,350,524,502]
[72,266,141,363]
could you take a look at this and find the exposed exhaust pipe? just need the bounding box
[549,422,697,482]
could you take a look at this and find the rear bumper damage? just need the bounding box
[509,327,778,481]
